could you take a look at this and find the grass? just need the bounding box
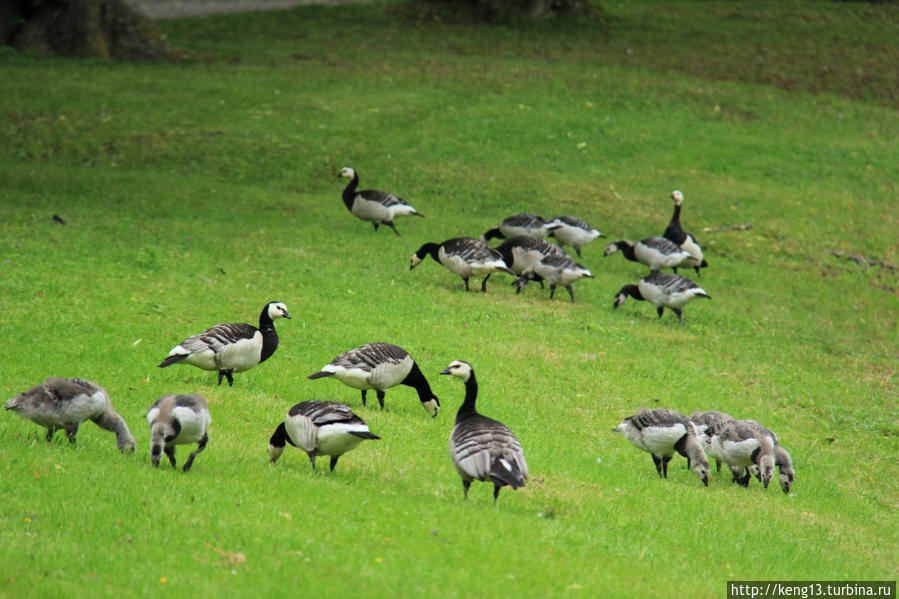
[0,0,897,596]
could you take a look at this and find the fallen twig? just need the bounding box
[828,250,896,271]
[702,223,753,233]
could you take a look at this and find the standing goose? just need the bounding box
[481,213,560,243]
[515,254,595,303]
[441,360,528,503]
[664,191,708,274]
[4,377,136,452]
[604,237,690,274]
[614,408,710,487]
[548,215,603,257]
[338,167,423,235]
[268,400,380,472]
[690,410,735,472]
[307,342,440,417]
[710,420,777,489]
[613,272,711,325]
[146,393,211,472]
[158,301,291,386]
[410,237,515,292]
[493,235,567,293]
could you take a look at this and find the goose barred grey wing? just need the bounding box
[180,323,257,352]
[330,343,409,371]
[642,236,683,254]
[628,408,688,430]
[555,215,591,230]
[361,189,410,208]
[643,272,701,294]
[452,414,529,483]
[504,213,545,228]
[289,400,365,427]
[442,238,503,262]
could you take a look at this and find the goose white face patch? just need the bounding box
[422,398,440,417]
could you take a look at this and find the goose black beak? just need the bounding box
[439,368,451,375]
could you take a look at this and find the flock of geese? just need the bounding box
[3,167,794,501]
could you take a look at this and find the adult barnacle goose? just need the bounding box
[410,237,515,292]
[441,360,528,503]
[268,400,380,472]
[710,420,777,489]
[614,408,710,487]
[515,254,594,303]
[664,191,708,275]
[4,377,136,452]
[307,342,440,417]
[481,213,559,243]
[158,301,291,386]
[548,215,603,257]
[604,236,690,274]
[338,167,422,235]
[690,410,735,472]
[613,272,710,324]
[146,393,211,472]
[493,235,567,293]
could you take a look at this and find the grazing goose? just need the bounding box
[4,377,136,452]
[710,420,776,489]
[614,408,710,487]
[613,272,711,324]
[515,254,595,303]
[481,213,559,243]
[441,360,528,503]
[664,191,708,275]
[146,393,211,472]
[690,410,735,472]
[338,167,422,235]
[158,301,291,386]
[493,235,567,293]
[548,215,603,257]
[307,342,440,417]
[604,237,690,274]
[741,420,795,494]
[268,400,380,472]
[410,237,515,292]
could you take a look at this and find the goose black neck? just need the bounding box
[619,284,642,301]
[258,306,279,363]
[617,241,637,261]
[402,362,436,403]
[664,204,686,243]
[416,243,441,262]
[342,172,359,211]
[455,371,479,423]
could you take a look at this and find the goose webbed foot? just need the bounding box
[376,390,386,410]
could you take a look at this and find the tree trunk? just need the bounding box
[3,0,172,60]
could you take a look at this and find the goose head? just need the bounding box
[267,301,291,320]
[337,167,356,180]
[670,190,684,206]
[440,360,473,383]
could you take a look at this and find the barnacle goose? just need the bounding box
[690,410,735,472]
[146,393,211,472]
[548,215,603,257]
[741,420,795,494]
[481,213,560,243]
[613,272,710,324]
[441,360,528,503]
[493,235,567,293]
[410,237,515,292]
[4,377,136,452]
[604,237,690,274]
[307,342,440,417]
[338,167,423,235]
[158,301,291,386]
[515,254,594,303]
[614,408,710,487]
[710,420,777,489]
[664,191,708,275]
[268,400,380,472]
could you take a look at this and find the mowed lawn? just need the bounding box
[0,1,896,597]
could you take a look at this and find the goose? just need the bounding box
[307,342,440,417]
[268,400,380,472]
[710,420,777,489]
[481,213,559,243]
[146,393,211,472]
[613,272,711,324]
[338,167,422,235]
[664,191,708,275]
[440,360,528,502]
[158,301,291,386]
[548,215,603,257]
[410,237,515,292]
[741,420,795,494]
[4,377,136,452]
[690,410,735,472]
[604,237,690,274]
[613,408,710,487]
[515,254,595,303]
[493,235,567,293]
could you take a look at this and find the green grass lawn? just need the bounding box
[0,1,896,597]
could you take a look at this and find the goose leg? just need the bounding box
[372,222,379,232]
[376,390,386,410]
[64,423,79,444]
[673,308,684,325]
[566,285,575,303]
[307,452,317,471]
[480,274,491,293]
[386,221,400,236]
[662,455,673,479]
[656,306,665,319]
[361,390,368,407]
[164,445,177,468]
[45,427,55,442]
[463,277,471,292]
[493,484,502,503]
[329,455,340,472]
[225,371,235,386]
[549,284,557,299]
[182,433,208,472]
[651,454,664,478]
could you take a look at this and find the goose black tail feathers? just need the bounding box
[489,456,526,489]
[158,354,188,368]
[307,371,335,380]
[349,430,381,440]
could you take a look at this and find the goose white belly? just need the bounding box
[679,236,704,264]
[315,422,369,457]
[639,423,688,455]
[553,225,598,247]
[30,391,107,427]
[438,248,475,278]
[714,436,759,467]
[323,356,413,391]
[170,406,210,445]
[351,196,393,222]
[634,243,686,269]
[510,247,545,273]
[214,333,264,372]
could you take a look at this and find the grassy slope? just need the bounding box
[0,1,896,597]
